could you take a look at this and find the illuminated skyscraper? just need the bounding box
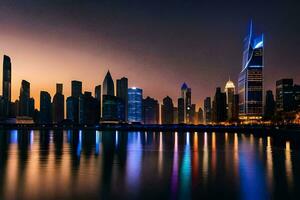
[103,71,114,96]
[181,83,192,124]
[225,79,235,120]
[128,87,142,123]
[2,55,11,117]
[238,21,264,121]
[276,79,294,112]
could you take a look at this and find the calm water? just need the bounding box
[0,130,299,200]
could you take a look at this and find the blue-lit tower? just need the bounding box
[238,21,264,122]
[128,87,143,123]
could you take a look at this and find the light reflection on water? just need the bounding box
[0,130,299,199]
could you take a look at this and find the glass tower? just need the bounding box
[128,87,142,123]
[238,21,264,121]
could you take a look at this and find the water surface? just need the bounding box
[0,130,299,199]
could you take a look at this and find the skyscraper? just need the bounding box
[103,71,114,96]
[40,91,52,124]
[102,95,119,121]
[19,80,30,116]
[117,77,128,121]
[276,79,294,112]
[204,97,212,124]
[181,83,192,124]
[128,87,142,123]
[212,87,227,123]
[198,107,204,124]
[52,83,64,123]
[264,90,275,120]
[225,79,235,120]
[79,92,98,124]
[2,55,11,117]
[238,21,264,121]
[95,85,101,122]
[177,98,184,123]
[71,80,82,98]
[161,96,174,124]
[143,96,159,124]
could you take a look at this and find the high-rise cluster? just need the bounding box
[0,21,300,125]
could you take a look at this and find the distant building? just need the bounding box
[238,21,264,121]
[276,79,294,112]
[29,98,35,118]
[212,87,227,123]
[103,71,114,96]
[71,80,82,98]
[198,107,204,124]
[128,87,142,123]
[52,83,64,123]
[264,90,275,120]
[225,79,235,120]
[40,91,52,124]
[204,97,212,124]
[178,98,184,123]
[95,85,101,122]
[294,85,300,110]
[2,55,11,117]
[181,83,192,124]
[142,96,159,124]
[19,80,30,117]
[232,94,239,121]
[102,95,124,122]
[79,92,98,124]
[161,96,174,124]
[173,107,178,124]
[66,96,79,123]
[117,77,128,121]
[190,104,196,124]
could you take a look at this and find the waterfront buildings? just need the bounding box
[128,87,142,123]
[276,79,294,112]
[79,92,98,124]
[198,107,204,124]
[181,83,192,123]
[238,21,264,121]
[142,96,159,124]
[66,80,82,123]
[161,96,174,124]
[52,83,64,123]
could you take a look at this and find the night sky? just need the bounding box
[0,0,300,108]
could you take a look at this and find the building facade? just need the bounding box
[142,96,159,124]
[128,87,142,123]
[238,21,264,121]
[162,96,174,124]
[52,83,64,123]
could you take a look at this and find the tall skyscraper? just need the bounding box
[212,87,227,123]
[66,96,79,123]
[276,79,294,112]
[117,77,128,121]
[143,96,159,124]
[204,97,212,124]
[19,80,30,116]
[52,83,64,123]
[40,91,52,124]
[103,71,114,96]
[264,90,275,120]
[238,21,264,121]
[225,79,235,120]
[181,83,192,124]
[102,95,118,121]
[232,94,239,121]
[2,55,11,117]
[161,96,174,124]
[95,85,101,122]
[128,87,142,123]
[71,80,82,98]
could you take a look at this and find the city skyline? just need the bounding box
[0,1,300,108]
